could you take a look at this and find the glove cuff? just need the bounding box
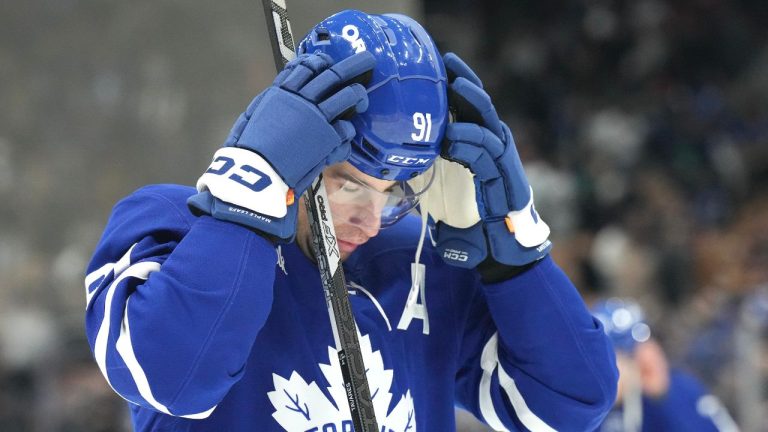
[434,221,487,268]
[486,219,552,266]
[196,147,291,218]
[187,191,297,243]
[477,256,541,284]
[435,219,552,269]
[506,187,550,247]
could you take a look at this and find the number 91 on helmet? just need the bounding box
[298,9,449,228]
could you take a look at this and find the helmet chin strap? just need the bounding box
[396,201,430,335]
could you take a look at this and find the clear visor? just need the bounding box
[324,164,435,230]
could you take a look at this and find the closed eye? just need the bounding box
[340,173,396,194]
[341,183,362,193]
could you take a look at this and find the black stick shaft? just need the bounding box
[259,1,379,430]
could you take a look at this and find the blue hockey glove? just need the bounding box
[421,53,551,270]
[188,52,375,242]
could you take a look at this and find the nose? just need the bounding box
[347,204,382,237]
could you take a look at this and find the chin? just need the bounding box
[340,251,352,262]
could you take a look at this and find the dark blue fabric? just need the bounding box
[86,185,277,416]
[482,257,618,431]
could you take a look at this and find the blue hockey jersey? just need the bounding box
[84,184,618,431]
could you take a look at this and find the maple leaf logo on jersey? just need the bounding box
[267,333,416,431]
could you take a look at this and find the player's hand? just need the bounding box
[188,51,375,242]
[420,53,551,271]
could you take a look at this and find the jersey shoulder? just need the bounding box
[667,368,709,399]
[107,183,198,234]
[88,184,198,273]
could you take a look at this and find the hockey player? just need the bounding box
[85,10,617,431]
[591,298,739,432]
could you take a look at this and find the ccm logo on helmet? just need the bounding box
[386,155,432,166]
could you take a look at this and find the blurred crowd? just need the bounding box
[424,0,768,430]
[1,0,766,430]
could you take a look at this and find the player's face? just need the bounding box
[324,162,396,258]
[613,339,670,405]
[296,162,397,261]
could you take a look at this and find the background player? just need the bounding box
[592,298,739,432]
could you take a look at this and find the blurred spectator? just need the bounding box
[680,194,768,430]
[591,298,738,432]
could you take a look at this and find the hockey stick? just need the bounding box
[259,1,379,431]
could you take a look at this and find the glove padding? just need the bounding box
[188,52,375,242]
[419,53,551,268]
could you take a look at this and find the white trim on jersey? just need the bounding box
[91,247,215,419]
[117,302,217,419]
[116,298,173,415]
[479,333,556,432]
[85,244,136,308]
[479,333,508,431]
[94,259,160,389]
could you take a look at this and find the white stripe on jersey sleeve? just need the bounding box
[116,301,217,419]
[497,360,556,432]
[94,259,161,390]
[91,246,218,419]
[85,244,136,308]
[479,333,509,431]
[479,333,556,432]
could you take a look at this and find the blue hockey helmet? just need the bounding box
[591,298,652,353]
[299,10,448,181]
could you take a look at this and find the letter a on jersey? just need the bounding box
[397,263,429,335]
